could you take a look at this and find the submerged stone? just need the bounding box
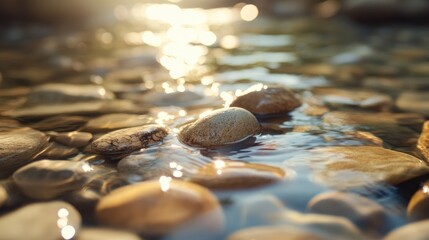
[384,220,429,240]
[230,86,301,117]
[179,107,260,147]
[288,146,429,189]
[77,228,142,240]
[397,92,429,116]
[84,113,154,133]
[25,83,115,105]
[308,191,389,236]
[312,88,392,110]
[95,180,223,236]
[0,128,49,177]
[90,124,168,156]
[13,160,92,199]
[38,142,80,159]
[53,131,93,148]
[191,160,287,189]
[0,201,81,240]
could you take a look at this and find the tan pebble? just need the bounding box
[77,227,142,240]
[191,160,286,189]
[54,131,93,148]
[0,186,7,208]
[0,201,81,240]
[91,124,168,155]
[38,142,80,159]
[308,191,388,236]
[384,220,429,240]
[407,182,429,221]
[230,87,301,116]
[228,225,326,240]
[84,114,154,133]
[13,160,91,200]
[179,107,260,147]
[96,180,223,236]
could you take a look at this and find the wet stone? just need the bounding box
[384,220,429,240]
[90,124,168,157]
[0,201,81,240]
[397,92,429,116]
[308,191,389,236]
[25,83,115,106]
[417,121,429,161]
[179,107,260,147]
[77,228,142,240]
[63,189,101,220]
[312,88,392,111]
[237,194,286,227]
[38,142,80,159]
[363,77,429,92]
[230,86,302,117]
[6,100,144,119]
[228,226,327,240]
[29,115,89,132]
[0,185,7,208]
[13,160,92,200]
[289,146,429,189]
[0,118,21,131]
[191,160,287,190]
[407,181,429,221]
[118,142,211,181]
[84,113,154,133]
[95,180,224,236]
[53,131,93,148]
[0,128,49,177]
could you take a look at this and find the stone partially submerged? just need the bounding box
[287,146,429,189]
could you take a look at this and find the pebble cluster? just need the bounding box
[0,4,429,240]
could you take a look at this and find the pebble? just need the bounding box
[289,146,429,189]
[84,113,154,133]
[53,131,93,148]
[0,128,49,177]
[29,115,89,132]
[38,142,80,159]
[90,124,168,156]
[363,77,429,92]
[230,86,301,117]
[191,160,286,189]
[25,83,115,105]
[397,92,429,116]
[407,181,429,221]
[95,180,224,236]
[6,100,144,119]
[229,210,366,240]
[308,191,389,236]
[237,194,286,227]
[179,107,260,147]
[417,121,429,161]
[0,201,81,240]
[312,88,392,110]
[384,220,429,240]
[77,228,142,240]
[13,160,92,199]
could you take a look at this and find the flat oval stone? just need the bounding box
[230,87,301,117]
[90,124,168,156]
[29,115,89,132]
[95,180,223,236]
[84,114,154,133]
[0,128,49,177]
[397,92,429,116]
[77,228,142,240]
[38,142,80,159]
[54,131,93,148]
[308,191,389,236]
[384,220,429,240]
[407,182,429,221]
[179,107,260,147]
[13,160,93,199]
[312,88,392,110]
[25,83,115,105]
[0,201,81,240]
[288,146,429,189]
[417,121,429,161]
[191,160,287,189]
